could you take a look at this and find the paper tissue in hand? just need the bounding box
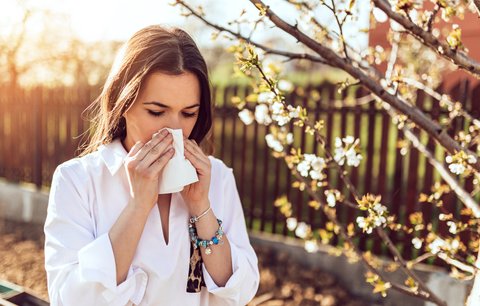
[158,128,199,194]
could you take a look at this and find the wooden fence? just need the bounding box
[1,81,479,262]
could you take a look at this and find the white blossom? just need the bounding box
[238,109,254,125]
[356,216,366,228]
[311,157,326,171]
[297,154,327,180]
[343,135,355,144]
[265,134,284,152]
[447,221,457,234]
[287,105,301,118]
[334,136,362,167]
[373,215,386,227]
[286,217,298,231]
[449,163,466,175]
[295,222,310,239]
[271,101,284,115]
[297,160,311,177]
[309,169,325,180]
[468,155,477,164]
[345,148,363,167]
[326,192,336,207]
[255,104,272,125]
[356,216,372,234]
[334,147,346,166]
[304,239,319,253]
[335,137,343,148]
[258,91,275,104]
[278,80,294,92]
[412,237,423,249]
[272,113,291,126]
[451,238,460,250]
[428,238,445,254]
[373,203,386,214]
[356,198,388,234]
[304,154,317,163]
[286,133,294,145]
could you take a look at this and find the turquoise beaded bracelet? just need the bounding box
[188,219,224,255]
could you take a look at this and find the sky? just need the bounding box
[0,0,370,51]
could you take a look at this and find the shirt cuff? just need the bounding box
[201,242,246,298]
[78,232,148,304]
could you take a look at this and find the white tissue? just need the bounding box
[157,128,199,194]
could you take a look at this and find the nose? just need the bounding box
[163,116,183,131]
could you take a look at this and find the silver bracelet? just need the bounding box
[189,206,211,224]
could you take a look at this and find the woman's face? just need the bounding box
[122,71,201,151]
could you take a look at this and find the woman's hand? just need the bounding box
[181,136,212,215]
[124,129,174,213]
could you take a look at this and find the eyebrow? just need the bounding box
[143,101,200,109]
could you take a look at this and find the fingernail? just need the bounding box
[161,130,168,136]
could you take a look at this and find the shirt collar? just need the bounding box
[98,138,128,176]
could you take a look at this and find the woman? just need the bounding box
[43,25,260,306]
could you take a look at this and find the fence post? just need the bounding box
[33,87,43,189]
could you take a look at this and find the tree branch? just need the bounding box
[248,0,480,174]
[473,0,480,17]
[372,0,480,78]
[382,32,480,217]
[175,0,328,65]
[381,102,480,217]
[291,167,442,303]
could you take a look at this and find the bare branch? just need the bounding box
[426,5,440,33]
[175,0,328,65]
[408,253,436,267]
[291,167,440,303]
[325,0,350,60]
[248,0,480,174]
[382,28,480,217]
[397,77,479,124]
[253,59,447,305]
[473,0,480,17]
[374,229,448,306]
[381,102,480,217]
[438,252,476,275]
[372,0,480,78]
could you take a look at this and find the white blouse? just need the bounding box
[43,138,260,306]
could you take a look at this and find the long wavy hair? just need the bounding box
[79,25,214,157]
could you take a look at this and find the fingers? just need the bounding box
[135,130,170,161]
[184,139,210,170]
[141,136,174,167]
[127,141,143,157]
[185,139,208,162]
[148,147,175,174]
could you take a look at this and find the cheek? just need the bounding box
[183,119,198,138]
[125,111,166,142]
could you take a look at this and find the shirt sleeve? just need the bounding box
[44,162,148,306]
[201,167,260,305]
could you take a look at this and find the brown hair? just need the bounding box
[79,25,214,157]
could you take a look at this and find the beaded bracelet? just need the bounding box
[188,219,224,255]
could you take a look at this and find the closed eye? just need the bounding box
[147,110,198,118]
[147,110,163,117]
[184,112,198,117]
